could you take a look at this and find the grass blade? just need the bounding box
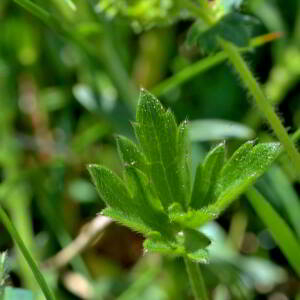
[246,188,300,276]
[0,206,56,300]
[13,0,52,26]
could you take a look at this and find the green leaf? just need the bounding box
[88,164,154,235]
[191,143,225,209]
[169,203,218,229]
[143,238,183,256]
[135,89,189,210]
[2,287,33,300]
[116,135,148,175]
[89,164,174,238]
[102,207,156,236]
[247,188,300,277]
[177,121,193,203]
[88,165,136,214]
[213,141,281,213]
[184,229,210,263]
[188,119,255,142]
[143,228,211,262]
[117,135,164,211]
[186,12,259,53]
[124,166,174,237]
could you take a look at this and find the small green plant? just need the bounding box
[88,89,280,299]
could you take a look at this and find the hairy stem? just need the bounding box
[220,39,300,176]
[184,257,209,300]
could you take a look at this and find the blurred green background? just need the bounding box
[0,0,300,299]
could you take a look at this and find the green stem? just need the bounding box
[152,34,281,97]
[184,257,209,300]
[220,39,300,176]
[152,52,228,96]
[0,205,56,300]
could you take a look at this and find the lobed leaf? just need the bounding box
[135,89,189,210]
[169,203,218,229]
[124,167,174,237]
[177,121,193,203]
[88,165,154,235]
[186,12,259,53]
[143,228,211,263]
[102,207,155,236]
[143,238,183,256]
[88,165,135,214]
[183,228,210,263]
[89,164,174,238]
[116,135,148,174]
[191,143,225,209]
[212,141,281,213]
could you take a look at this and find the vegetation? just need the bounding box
[0,0,300,299]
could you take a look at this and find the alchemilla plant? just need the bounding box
[88,89,280,298]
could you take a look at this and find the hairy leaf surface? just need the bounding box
[191,143,225,209]
[212,142,281,212]
[116,135,148,174]
[88,165,173,237]
[135,89,189,210]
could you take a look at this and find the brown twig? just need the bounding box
[43,215,112,270]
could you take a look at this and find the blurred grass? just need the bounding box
[0,0,300,299]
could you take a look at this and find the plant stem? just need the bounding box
[220,39,300,176]
[0,205,56,300]
[184,257,209,300]
[151,33,279,97]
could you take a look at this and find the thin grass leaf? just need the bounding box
[0,206,56,300]
[246,188,300,276]
[13,0,52,25]
[265,166,300,238]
